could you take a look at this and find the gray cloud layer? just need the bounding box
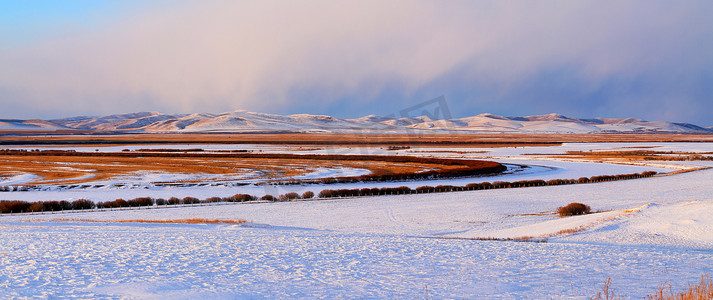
[1,1,712,125]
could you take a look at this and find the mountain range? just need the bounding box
[1,110,711,134]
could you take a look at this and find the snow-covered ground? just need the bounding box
[1,143,712,298]
[0,172,38,185]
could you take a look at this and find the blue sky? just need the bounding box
[1,1,712,125]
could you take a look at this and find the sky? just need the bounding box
[1,1,712,125]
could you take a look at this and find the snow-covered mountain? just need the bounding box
[0,119,69,130]
[3,111,710,134]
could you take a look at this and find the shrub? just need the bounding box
[126,198,140,207]
[557,202,591,217]
[416,185,434,193]
[203,197,222,203]
[167,197,181,205]
[112,199,128,208]
[226,194,256,202]
[492,181,511,188]
[72,199,95,210]
[318,189,335,198]
[641,171,657,177]
[59,200,73,210]
[260,195,276,201]
[301,191,315,199]
[0,201,32,213]
[181,197,200,205]
[434,185,453,192]
[155,198,167,205]
[279,192,300,201]
[28,202,44,212]
[127,197,154,207]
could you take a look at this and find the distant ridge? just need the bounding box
[1,110,710,134]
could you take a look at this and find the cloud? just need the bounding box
[1,0,712,124]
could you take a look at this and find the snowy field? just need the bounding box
[1,143,713,298]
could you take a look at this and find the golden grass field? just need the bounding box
[0,153,469,185]
[1,133,711,186]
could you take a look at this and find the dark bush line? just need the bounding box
[133,148,204,152]
[315,171,657,198]
[0,199,96,213]
[275,162,506,185]
[0,193,265,214]
[0,171,657,215]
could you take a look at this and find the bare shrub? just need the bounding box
[72,199,95,210]
[416,186,434,193]
[641,171,657,177]
[181,197,200,205]
[318,189,335,198]
[279,192,300,201]
[260,195,276,201]
[167,197,181,205]
[59,200,73,210]
[301,191,315,199]
[203,197,222,203]
[557,202,591,217]
[492,181,511,189]
[226,194,256,202]
[128,197,154,207]
[591,277,619,300]
[0,201,32,213]
[112,199,128,208]
[28,202,44,212]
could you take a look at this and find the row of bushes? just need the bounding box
[316,172,657,198]
[0,171,656,214]
[0,191,319,214]
[0,199,95,214]
[0,182,255,192]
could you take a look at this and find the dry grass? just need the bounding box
[591,277,620,300]
[47,218,247,224]
[646,274,713,300]
[548,150,713,162]
[592,274,713,300]
[0,153,461,185]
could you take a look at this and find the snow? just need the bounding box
[10,110,713,133]
[2,222,712,299]
[1,142,712,298]
[0,172,38,185]
[290,167,371,179]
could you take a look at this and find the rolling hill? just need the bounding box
[2,110,710,134]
